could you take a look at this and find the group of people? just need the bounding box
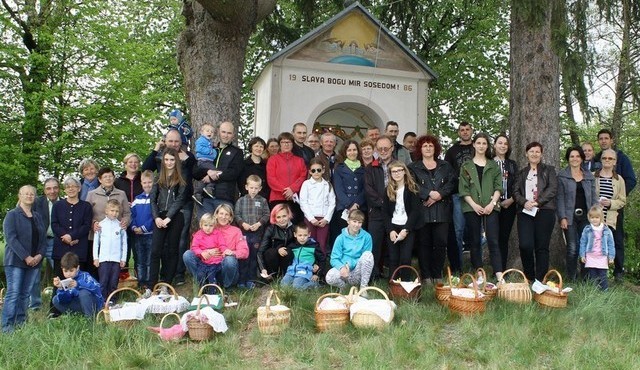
[2,111,635,332]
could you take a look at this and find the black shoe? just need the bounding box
[174,276,186,286]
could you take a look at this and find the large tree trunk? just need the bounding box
[611,0,631,140]
[508,1,563,270]
[177,0,276,134]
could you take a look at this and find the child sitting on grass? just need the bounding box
[53,252,104,318]
[188,213,228,287]
[281,224,325,290]
[325,210,374,295]
[580,205,615,291]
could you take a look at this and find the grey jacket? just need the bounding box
[556,167,597,225]
[3,206,47,268]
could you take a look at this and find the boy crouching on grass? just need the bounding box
[53,252,104,318]
[325,210,374,296]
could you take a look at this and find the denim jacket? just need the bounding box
[579,224,615,260]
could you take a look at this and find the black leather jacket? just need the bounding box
[408,159,456,225]
[150,182,187,220]
[513,162,558,211]
[257,223,294,271]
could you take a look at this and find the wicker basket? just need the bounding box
[351,286,395,329]
[187,295,214,341]
[158,312,184,341]
[117,267,139,289]
[434,266,453,306]
[448,273,486,316]
[388,265,422,301]
[497,269,532,304]
[477,268,497,301]
[257,290,290,335]
[189,283,224,311]
[146,282,190,314]
[533,269,568,308]
[97,287,143,327]
[314,293,350,332]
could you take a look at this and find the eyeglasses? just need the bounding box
[377,146,392,152]
[280,141,292,145]
[310,168,323,173]
[391,169,405,174]
[602,157,616,161]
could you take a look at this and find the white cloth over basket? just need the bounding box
[399,281,420,293]
[139,293,190,314]
[317,297,349,311]
[451,288,485,299]
[349,298,396,323]
[107,302,148,322]
[180,306,228,333]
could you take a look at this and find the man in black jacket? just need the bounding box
[291,122,315,166]
[31,177,60,309]
[194,121,244,217]
[364,135,395,279]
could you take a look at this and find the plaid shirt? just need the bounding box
[234,194,270,229]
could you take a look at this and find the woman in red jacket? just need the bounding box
[266,132,308,224]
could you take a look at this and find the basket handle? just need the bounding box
[500,268,529,286]
[198,283,224,298]
[153,282,179,299]
[96,308,108,323]
[104,286,142,311]
[389,265,421,283]
[264,289,281,312]
[446,266,452,287]
[314,293,345,310]
[195,295,211,315]
[356,286,391,301]
[458,273,479,298]
[542,269,564,293]
[160,312,181,328]
[476,268,488,290]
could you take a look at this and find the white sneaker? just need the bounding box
[142,288,152,299]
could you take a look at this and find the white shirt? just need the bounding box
[299,178,336,222]
[391,186,408,226]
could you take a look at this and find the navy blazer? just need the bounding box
[3,206,47,268]
[333,163,366,212]
[51,199,93,261]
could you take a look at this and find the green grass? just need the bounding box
[1,281,639,369]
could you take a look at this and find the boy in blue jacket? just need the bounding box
[325,210,374,293]
[53,252,104,318]
[281,224,325,290]
[130,170,154,292]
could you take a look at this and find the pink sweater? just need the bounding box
[190,229,227,265]
[216,224,249,259]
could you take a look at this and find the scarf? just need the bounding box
[344,159,361,171]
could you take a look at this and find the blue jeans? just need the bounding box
[98,261,120,301]
[134,234,153,288]
[281,274,318,290]
[587,268,609,291]
[447,194,465,272]
[175,201,194,279]
[563,217,589,281]
[53,289,100,319]
[29,238,54,309]
[2,265,39,333]
[183,251,239,289]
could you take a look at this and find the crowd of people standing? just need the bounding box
[2,113,636,332]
